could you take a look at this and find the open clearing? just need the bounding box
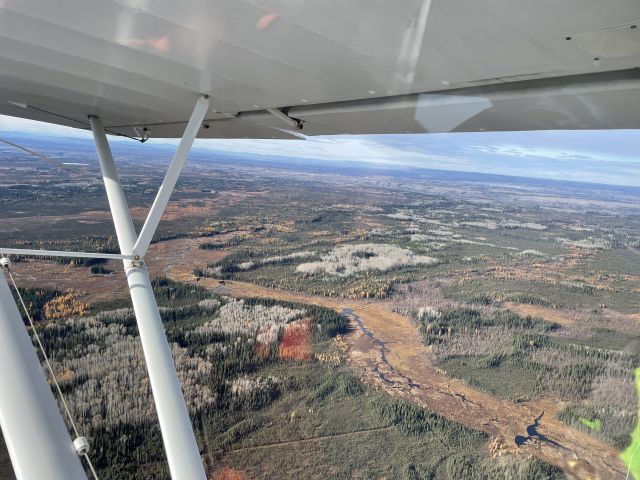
[502,302,578,326]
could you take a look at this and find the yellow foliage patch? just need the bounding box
[43,291,89,320]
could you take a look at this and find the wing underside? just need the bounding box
[0,0,638,139]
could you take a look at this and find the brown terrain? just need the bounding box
[8,236,628,479]
[209,280,626,480]
[503,302,579,327]
[8,236,229,303]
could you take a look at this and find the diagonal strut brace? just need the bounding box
[133,95,210,257]
[89,95,209,480]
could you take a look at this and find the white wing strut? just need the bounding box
[133,95,210,257]
[0,268,88,480]
[89,96,209,480]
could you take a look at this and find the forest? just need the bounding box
[0,276,566,479]
[3,142,640,478]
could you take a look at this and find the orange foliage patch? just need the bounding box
[278,320,312,361]
[213,467,246,480]
[254,340,273,359]
[43,290,89,320]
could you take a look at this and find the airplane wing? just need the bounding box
[0,0,638,139]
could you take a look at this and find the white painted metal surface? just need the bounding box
[90,116,139,254]
[0,0,638,138]
[266,108,301,130]
[90,117,206,480]
[133,95,210,257]
[0,271,87,480]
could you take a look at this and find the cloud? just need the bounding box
[193,130,640,186]
[0,116,94,138]
[194,136,438,166]
[1,114,639,186]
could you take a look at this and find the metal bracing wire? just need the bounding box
[1,253,100,480]
[0,247,133,261]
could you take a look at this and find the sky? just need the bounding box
[1,114,639,187]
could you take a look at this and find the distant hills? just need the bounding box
[2,131,640,196]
